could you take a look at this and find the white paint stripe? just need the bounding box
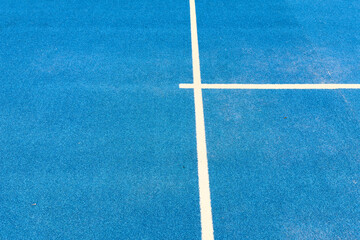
[189,0,214,239]
[180,83,360,89]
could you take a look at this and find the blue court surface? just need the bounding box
[1,0,359,239]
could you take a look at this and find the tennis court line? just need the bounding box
[189,0,214,239]
[180,83,360,89]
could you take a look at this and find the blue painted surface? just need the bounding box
[196,0,360,239]
[196,0,360,84]
[1,0,360,239]
[0,1,200,239]
[204,90,360,239]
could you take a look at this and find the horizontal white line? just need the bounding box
[179,83,360,89]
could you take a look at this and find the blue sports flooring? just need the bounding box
[1,0,359,239]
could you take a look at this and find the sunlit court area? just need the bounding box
[1,0,360,239]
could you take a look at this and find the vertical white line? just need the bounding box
[189,0,201,87]
[189,0,214,239]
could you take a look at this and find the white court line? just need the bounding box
[180,83,360,89]
[189,0,214,239]
[184,2,360,240]
[186,1,360,239]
